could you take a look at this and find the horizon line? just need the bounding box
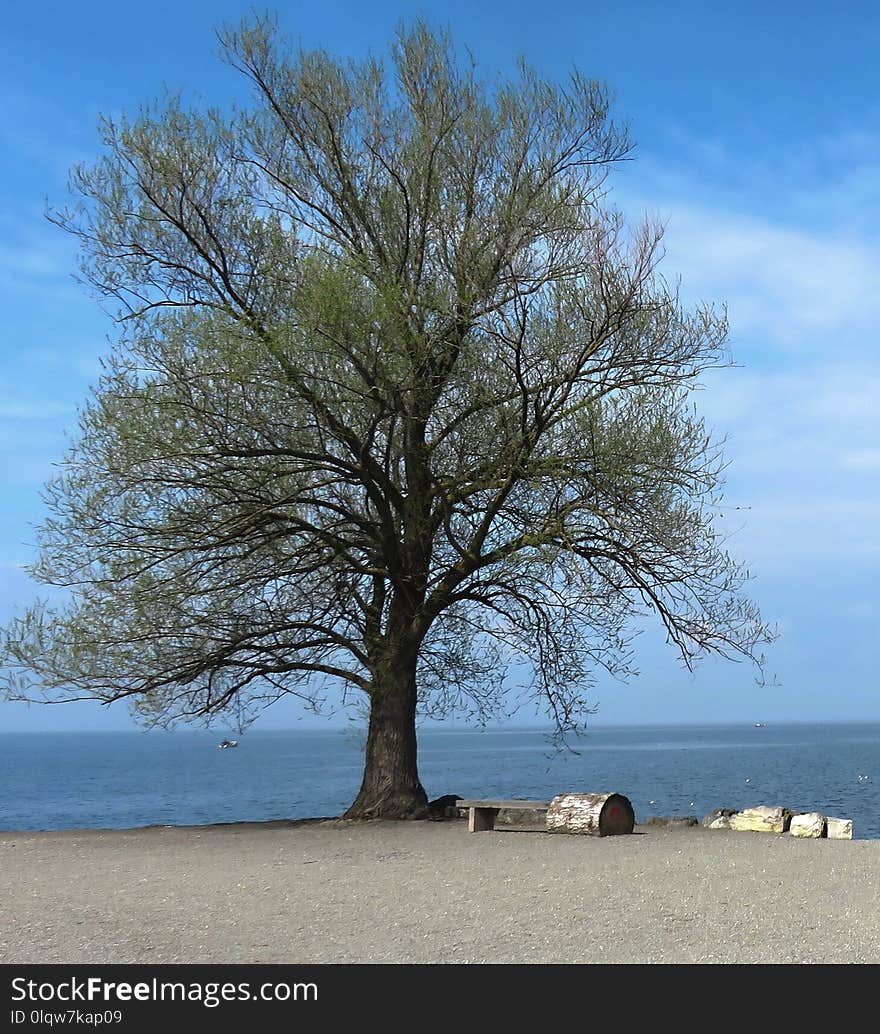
[3,717,880,734]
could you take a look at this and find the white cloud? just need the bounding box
[613,150,880,575]
[0,401,75,420]
[0,219,79,296]
[616,133,880,359]
[656,202,880,353]
[0,84,94,180]
[690,361,880,570]
[840,449,880,471]
[21,345,103,379]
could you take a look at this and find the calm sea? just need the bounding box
[1,723,878,837]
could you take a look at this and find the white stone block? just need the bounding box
[789,812,825,838]
[826,816,853,840]
[728,805,789,833]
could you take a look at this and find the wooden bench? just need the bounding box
[456,798,552,832]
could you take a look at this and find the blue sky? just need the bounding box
[2,1,880,730]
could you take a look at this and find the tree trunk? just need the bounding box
[343,660,428,820]
[545,792,635,836]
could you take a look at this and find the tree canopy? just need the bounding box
[1,17,774,816]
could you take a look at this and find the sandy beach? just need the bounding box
[2,818,878,964]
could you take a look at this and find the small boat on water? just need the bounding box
[218,739,238,749]
[754,723,766,728]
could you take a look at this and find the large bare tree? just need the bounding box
[2,18,773,817]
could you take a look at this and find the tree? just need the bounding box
[1,17,774,818]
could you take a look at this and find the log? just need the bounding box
[545,792,635,836]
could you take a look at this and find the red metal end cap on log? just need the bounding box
[545,792,635,836]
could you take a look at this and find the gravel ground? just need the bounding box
[1,819,878,964]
